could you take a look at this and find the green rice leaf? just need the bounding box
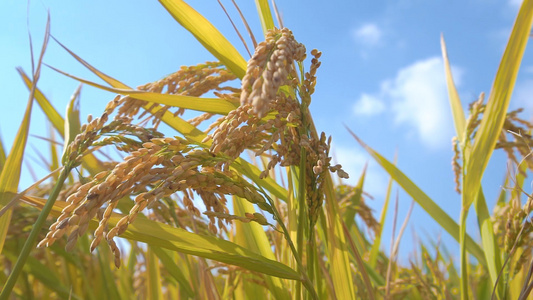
[158,0,247,79]
[254,0,275,34]
[61,84,82,165]
[475,190,502,297]
[22,195,302,281]
[3,251,81,300]
[151,246,195,298]
[349,129,487,266]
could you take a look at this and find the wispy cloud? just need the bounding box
[354,57,460,149]
[353,23,383,46]
[508,0,523,8]
[353,94,385,116]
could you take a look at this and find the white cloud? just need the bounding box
[353,94,386,116]
[355,57,460,148]
[353,23,383,46]
[331,144,389,198]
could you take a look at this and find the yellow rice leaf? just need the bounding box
[233,197,290,299]
[147,247,163,300]
[158,0,247,79]
[23,195,301,281]
[443,35,503,297]
[322,175,356,299]
[18,68,65,136]
[254,0,275,34]
[369,160,395,268]
[349,130,487,266]
[47,65,238,115]
[463,0,533,208]
[440,35,466,144]
[0,97,33,254]
[19,70,101,174]
[0,134,5,172]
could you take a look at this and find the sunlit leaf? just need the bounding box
[254,0,275,34]
[463,0,533,208]
[349,129,487,266]
[47,65,238,115]
[22,195,302,281]
[158,0,247,79]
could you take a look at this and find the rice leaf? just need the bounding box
[158,0,247,79]
[52,37,130,89]
[96,245,122,300]
[0,133,5,172]
[0,89,34,256]
[441,35,466,144]
[147,247,163,300]
[475,190,502,297]
[18,68,65,136]
[369,159,395,268]
[343,164,367,230]
[151,246,195,298]
[463,0,533,209]
[61,84,82,164]
[233,197,291,300]
[47,65,238,115]
[322,175,356,299]
[0,15,50,298]
[443,34,503,297]
[349,129,487,266]
[254,0,275,34]
[3,251,81,300]
[22,195,302,281]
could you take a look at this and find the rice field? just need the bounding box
[1,1,533,299]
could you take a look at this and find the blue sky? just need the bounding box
[1,0,532,261]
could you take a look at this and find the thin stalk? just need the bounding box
[0,164,72,299]
[459,206,470,300]
[261,191,318,300]
[295,147,307,299]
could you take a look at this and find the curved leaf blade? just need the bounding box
[47,65,238,115]
[463,0,533,208]
[22,195,301,281]
[158,0,247,79]
[348,129,487,266]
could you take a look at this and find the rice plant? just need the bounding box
[1,1,533,299]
